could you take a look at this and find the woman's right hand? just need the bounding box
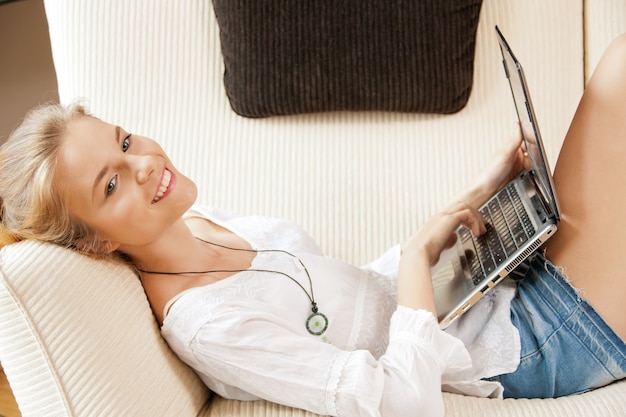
[402,200,486,265]
[397,201,487,315]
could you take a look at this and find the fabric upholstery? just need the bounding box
[0,241,210,416]
[212,0,483,117]
[45,0,585,267]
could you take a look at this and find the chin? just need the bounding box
[187,178,199,204]
[177,176,198,210]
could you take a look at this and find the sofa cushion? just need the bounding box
[211,0,483,117]
[0,241,210,416]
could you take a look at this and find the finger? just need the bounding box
[511,123,531,163]
[460,209,487,236]
[444,202,487,236]
[445,231,458,249]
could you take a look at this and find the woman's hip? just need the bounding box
[489,253,626,398]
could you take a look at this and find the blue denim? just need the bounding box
[488,253,626,398]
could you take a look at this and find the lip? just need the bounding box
[151,167,176,204]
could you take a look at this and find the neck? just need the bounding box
[119,219,218,275]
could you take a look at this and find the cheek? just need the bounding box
[96,200,154,243]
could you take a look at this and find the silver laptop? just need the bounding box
[434,26,561,329]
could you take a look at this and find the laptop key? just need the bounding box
[475,235,496,273]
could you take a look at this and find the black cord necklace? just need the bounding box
[138,236,329,336]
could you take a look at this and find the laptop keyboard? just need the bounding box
[458,183,536,285]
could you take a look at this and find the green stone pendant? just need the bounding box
[306,312,328,336]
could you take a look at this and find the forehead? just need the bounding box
[65,115,116,144]
[55,116,118,199]
[58,116,113,168]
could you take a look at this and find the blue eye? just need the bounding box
[106,176,117,196]
[122,134,131,152]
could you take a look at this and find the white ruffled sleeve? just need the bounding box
[170,304,474,417]
[376,306,474,416]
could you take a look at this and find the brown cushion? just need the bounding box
[211,0,483,118]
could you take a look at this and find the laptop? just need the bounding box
[434,26,562,329]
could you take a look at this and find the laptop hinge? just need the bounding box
[529,171,557,221]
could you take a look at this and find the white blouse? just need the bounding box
[161,205,521,417]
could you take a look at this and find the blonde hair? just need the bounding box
[0,102,98,252]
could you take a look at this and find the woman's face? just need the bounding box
[56,115,197,250]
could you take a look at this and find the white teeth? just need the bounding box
[153,169,172,203]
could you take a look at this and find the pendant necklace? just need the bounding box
[138,237,329,336]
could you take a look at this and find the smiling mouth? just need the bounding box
[152,168,173,203]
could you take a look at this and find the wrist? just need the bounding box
[397,248,437,314]
[457,182,490,208]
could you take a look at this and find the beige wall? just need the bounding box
[0,0,58,143]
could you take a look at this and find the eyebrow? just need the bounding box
[92,126,121,201]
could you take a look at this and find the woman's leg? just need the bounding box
[545,33,626,340]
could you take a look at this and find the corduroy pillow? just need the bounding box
[212,0,483,118]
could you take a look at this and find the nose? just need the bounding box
[131,154,157,185]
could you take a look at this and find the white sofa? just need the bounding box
[1,0,626,416]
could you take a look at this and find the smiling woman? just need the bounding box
[3,40,626,412]
[54,114,197,255]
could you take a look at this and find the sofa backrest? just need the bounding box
[42,0,585,267]
[0,241,209,416]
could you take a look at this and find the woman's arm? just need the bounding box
[397,201,486,315]
[175,306,470,417]
[455,124,529,208]
[397,126,528,316]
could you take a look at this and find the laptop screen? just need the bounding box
[496,26,561,220]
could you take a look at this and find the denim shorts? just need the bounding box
[488,253,626,398]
